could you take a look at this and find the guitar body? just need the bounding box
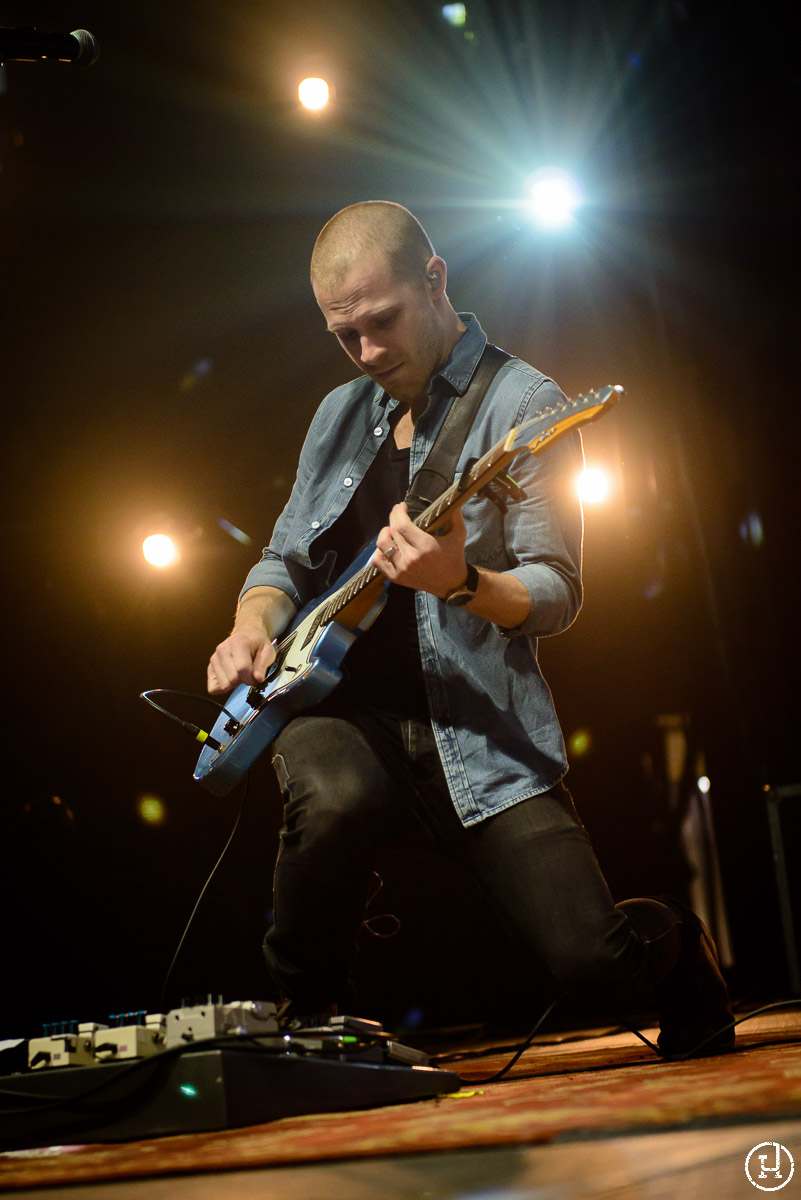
[195,548,388,795]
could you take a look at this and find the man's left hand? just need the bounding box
[372,502,469,598]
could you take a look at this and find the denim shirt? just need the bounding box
[241,314,584,826]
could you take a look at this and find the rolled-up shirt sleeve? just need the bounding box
[238,545,300,608]
[488,384,585,640]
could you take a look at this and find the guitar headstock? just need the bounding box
[506,384,624,456]
[412,384,624,536]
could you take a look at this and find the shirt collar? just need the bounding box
[430,313,488,400]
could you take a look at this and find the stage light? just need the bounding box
[442,3,467,25]
[577,467,610,504]
[298,77,330,111]
[524,169,582,229]
[142,533,180,568]
[136,793,167,826]
[697,775,711,794]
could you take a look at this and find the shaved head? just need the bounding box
[311,201,435,294]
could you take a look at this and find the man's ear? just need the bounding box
[425,256,447,294]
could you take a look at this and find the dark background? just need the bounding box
[1,0,798,1037]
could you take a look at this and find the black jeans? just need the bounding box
[264,705,682,1011]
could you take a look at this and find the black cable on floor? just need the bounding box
[433,997,801,1081]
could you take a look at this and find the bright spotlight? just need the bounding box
[697,775,711,794]
[298,77,330,111]
[142,533,179,568]
[577,467,610,504]
[525,169,582,229]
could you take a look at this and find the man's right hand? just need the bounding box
[207,629,276,695]
[206,585,296,695]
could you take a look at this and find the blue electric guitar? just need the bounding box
[195,384,623,795]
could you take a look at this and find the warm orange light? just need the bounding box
[577,467,610,504]
[142,533,180,568]
[298,77,330,110]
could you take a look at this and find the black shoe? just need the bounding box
[655,897,735,1058]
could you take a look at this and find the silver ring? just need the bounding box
[384,544,397,559]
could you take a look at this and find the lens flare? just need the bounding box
[136,793,167,825]
[442,4,467,26]
[568,728,593,758]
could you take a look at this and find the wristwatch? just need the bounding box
[443,563,479,607]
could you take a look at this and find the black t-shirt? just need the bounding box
[314,413,428,719]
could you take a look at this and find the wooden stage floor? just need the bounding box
[2,1008,800,1199]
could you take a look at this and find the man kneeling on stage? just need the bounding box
[207,200,733,1058]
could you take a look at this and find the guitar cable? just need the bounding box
[139,689,253,1007]
[159,770,252,1010]
[140,688,235,751]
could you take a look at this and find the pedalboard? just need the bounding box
[0,999,461,1149]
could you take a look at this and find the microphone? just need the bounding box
[0,27,99,66]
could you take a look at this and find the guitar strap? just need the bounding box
[403,342,511,518]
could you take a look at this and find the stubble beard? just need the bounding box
[382,315,445,410]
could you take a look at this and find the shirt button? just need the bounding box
[373,426,383,437]
[311,521,321,529]
[343,477,353,487]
